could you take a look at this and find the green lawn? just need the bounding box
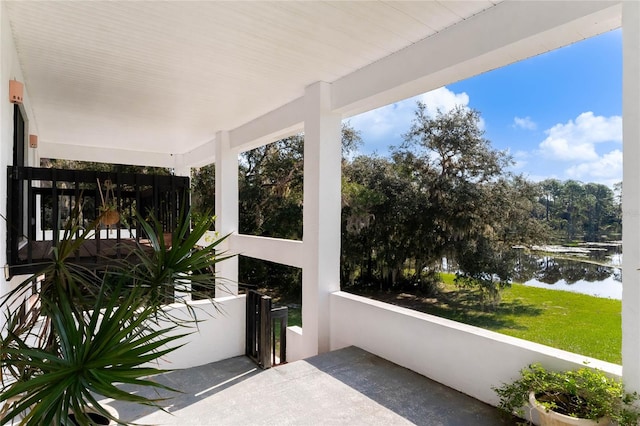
[426,273,621,364]
[498,284,621,364]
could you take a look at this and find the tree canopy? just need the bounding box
[189,102,621,302]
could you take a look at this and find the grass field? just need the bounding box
[439,273,621,363]
[492,284,620,363]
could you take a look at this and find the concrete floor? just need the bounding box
[109,346,520,425]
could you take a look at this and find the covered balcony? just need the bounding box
[1,1,638,424]
[6,165,189,277]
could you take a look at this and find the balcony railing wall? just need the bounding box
[6,166,189,277]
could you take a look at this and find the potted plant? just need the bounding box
[494,363,640,426]
[1,204,231,425]
[97,179,120,226]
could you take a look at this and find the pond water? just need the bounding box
[513,243,622,300]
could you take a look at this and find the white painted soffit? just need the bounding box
[5,0,499,158]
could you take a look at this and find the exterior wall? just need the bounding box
[330,291,621,406]
[152,295,246,370]
[0,3,38,321]
[285,326,305,362]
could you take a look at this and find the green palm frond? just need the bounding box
[0,283,187,426]
[121,207,232,319]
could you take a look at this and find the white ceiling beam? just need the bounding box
[231,234,304,269]
[182,97,305,168]
[179,139,216,169]
[38,142,176,169]
[332,0,622,118]
[229,97,304,152]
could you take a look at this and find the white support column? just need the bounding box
[214,131,239,297]
[622,0,640,393]
[301,81,342,357]
[173,165,190,179]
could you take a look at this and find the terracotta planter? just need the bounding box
[529,392,610,426]
[100,209,120,226]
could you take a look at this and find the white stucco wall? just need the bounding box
[1,3,15,299]
[0,4,38,327]
[330,291,621,406]
[152,295,246,370]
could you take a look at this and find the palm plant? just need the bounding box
[0,204,231,425]
[1,284,184,425]
[124,208,233,311]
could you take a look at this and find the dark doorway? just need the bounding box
[8,104,26,267]
[13,104,25,167]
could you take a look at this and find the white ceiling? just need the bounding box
[5,1,499,156]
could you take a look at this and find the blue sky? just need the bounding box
[348,29,622,187]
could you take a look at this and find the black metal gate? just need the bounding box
[245,290,288,369]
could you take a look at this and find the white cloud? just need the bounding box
[349,86,472,152]
[513,116,537,130]
[419,87,470,115]
[538,112,621,161]
[539,138,599,161]
[566,149,622,185]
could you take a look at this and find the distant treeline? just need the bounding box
[536,179,621,243]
